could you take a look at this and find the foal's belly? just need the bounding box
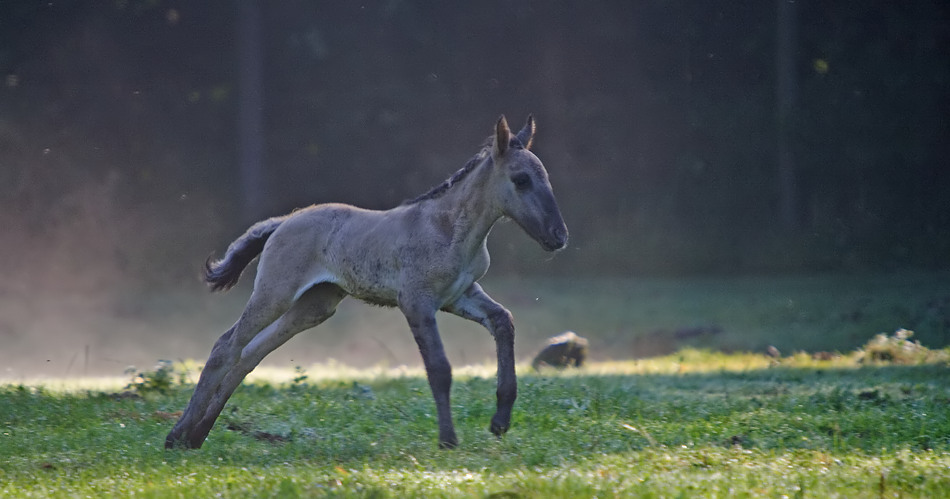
[329,262,480,311]
[330,262,400,308]
[346,283,400,308]
[334,270,476,310]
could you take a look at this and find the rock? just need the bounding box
[532,331,588,370]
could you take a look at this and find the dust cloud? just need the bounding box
[0,242,498,380]
[0,184,516,380]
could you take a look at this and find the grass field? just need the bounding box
[2,339,949,498]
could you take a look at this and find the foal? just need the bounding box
[165,115,568,450]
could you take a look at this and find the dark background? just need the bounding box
[4,0,949,275]
[0,1,948,375]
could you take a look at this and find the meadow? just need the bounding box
[2,272,949,497]
[2,334,949,498]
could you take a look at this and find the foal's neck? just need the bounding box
[429,158,501,249]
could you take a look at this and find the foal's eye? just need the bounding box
[511,173,532,190]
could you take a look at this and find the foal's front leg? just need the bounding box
[399,297,458,449]
[446,283,517,436]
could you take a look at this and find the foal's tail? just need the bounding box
[204,215,288,291]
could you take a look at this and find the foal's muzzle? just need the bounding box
[541,223,569,252]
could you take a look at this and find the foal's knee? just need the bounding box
[488,308,514,340]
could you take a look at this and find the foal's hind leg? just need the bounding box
[166,289,292,448]
[166,283,345,449]
[445,283,517,436]
[184,283,346,448]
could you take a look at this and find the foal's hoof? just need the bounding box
[165,432,201,450]
[164,429,184,449]
[164,435,185,450]
[489,419,510,437]
[438,433,459,450]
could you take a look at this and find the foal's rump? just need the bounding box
[202,204,338,291]
[205,215,290,291]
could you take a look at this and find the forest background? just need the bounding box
[0,1,947,375]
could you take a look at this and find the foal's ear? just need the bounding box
[493,115,511,157]
[515,115,536,150]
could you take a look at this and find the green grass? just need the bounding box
[2,347,950,498]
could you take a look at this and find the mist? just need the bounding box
[2,1,948,378]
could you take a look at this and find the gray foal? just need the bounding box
[165,115,568,450]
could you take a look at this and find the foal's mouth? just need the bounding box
[509,215,568,252]
[541,239,568,252]
[539,227,569,252]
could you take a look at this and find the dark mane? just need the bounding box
[403,134,527,205]
[403,143,493,205]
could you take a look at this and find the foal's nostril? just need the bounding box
[549,225,568,249]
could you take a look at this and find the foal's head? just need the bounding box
[490,115,568,252]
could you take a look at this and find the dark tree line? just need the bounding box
[1,1,948,277]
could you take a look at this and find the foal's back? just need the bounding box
[255,201,460,308]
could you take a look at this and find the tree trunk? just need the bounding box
[237,0,265,223]
[775,0,799,231]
